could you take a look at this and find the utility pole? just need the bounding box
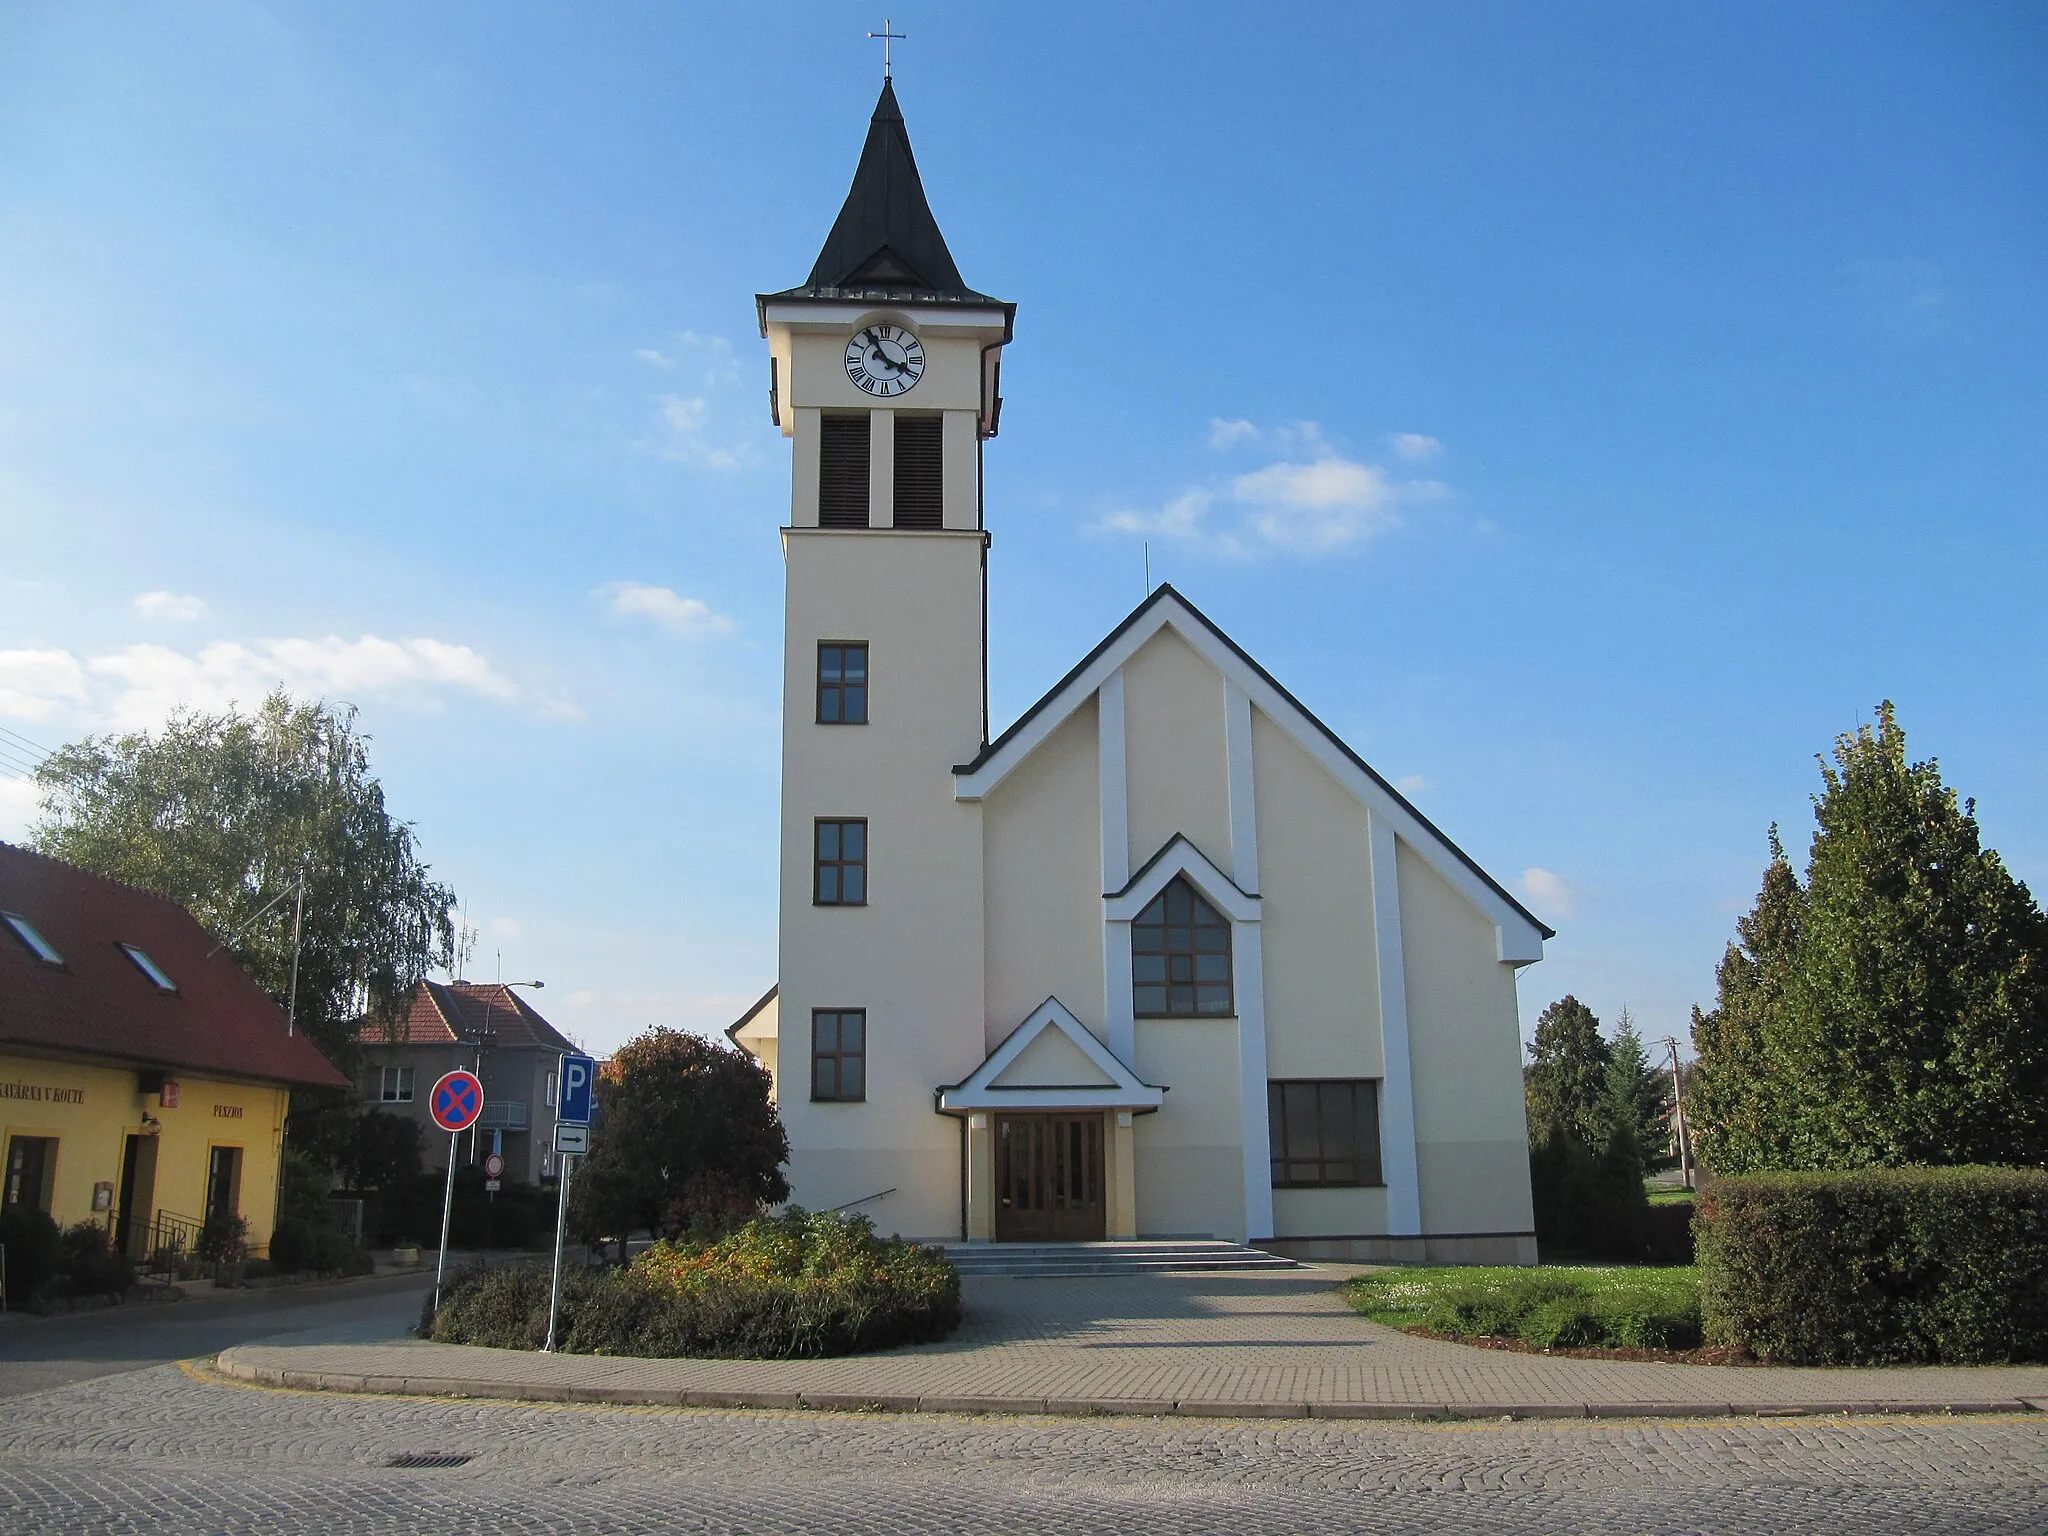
[1656,1036,1694,1190]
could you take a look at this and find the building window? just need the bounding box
[817,643,868,723]
[892,415,943,528]
[814,819,868,905]
[205,1145,242,1222]
[811,1009,866,1101]
[1268,1080,1383,1188]
[818,414,871,528]
[119,943,177,992]
[1132,876,1233,1016]
[379,1066,415,1103]
[2,911,62,965]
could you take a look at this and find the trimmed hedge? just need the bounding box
[429,1208,960,1359]
[1697,1166,2048,1365]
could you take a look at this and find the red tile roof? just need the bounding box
[0,842,350,1089]
[362,980,576,1055]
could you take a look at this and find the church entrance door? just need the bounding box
[994,1113,1106,1242]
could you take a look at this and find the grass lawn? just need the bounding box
[1645,1183,1698,1206]
[1343,1264,1703,1352]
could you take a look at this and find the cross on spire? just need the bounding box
[867,18,906,79]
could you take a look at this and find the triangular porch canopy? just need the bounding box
[937,997,1165,1114]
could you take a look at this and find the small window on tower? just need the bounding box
[814,819,868,905]
[817,643,869,724]
[892,415,943,529]
[819,415,871,528]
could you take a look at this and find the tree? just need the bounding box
[341,1109,423,1195]
[31,691,456,1078]
[1525,995,1611,1147]
[569,1028,789,1248]
[1599,1007,1671,1178]
[1689,702,2048,1172]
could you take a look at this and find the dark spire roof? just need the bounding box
[770,79,1000,306]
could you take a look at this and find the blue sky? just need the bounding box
[2,3,2043,1056]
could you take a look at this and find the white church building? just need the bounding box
[727,81,1550,1264]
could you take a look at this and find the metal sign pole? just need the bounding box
[543,1152,574,1352]
[432,1130,459,1322]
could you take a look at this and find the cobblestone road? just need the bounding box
[2,1363,2045,1534]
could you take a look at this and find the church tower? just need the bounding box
[757,81,1014,1233]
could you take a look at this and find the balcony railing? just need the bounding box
[477,1100,528,1130]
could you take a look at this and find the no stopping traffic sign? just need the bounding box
[429,1069,485,1133]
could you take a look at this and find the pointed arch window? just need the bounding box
[1132,876,1233,1017]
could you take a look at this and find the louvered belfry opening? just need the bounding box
[891,415,944,529]
[819,414,871,528]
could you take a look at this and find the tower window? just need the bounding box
[1132,876,1233,1016]
[812,1009,866,1101]
[814,819,868,905]
[817,643,868,724]
[819,415,871,528]
[892,415,943,529]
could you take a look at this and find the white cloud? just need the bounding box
[1208,417,1258,449]
[1099,420,1444,558]
[635,348,677,369]
[643,332,755,471]
[0,775,39,841]
[0,635,538,733]
[488,917,521,939]
[1394,774,1433,795]
[1520,867,1576,920]
[0,650,87,720]
[1388,432,1442,462]
[600,582,736,638]
[133,591,207,621]
[562,987,763,1052]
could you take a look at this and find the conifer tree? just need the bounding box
[1525,995,1610,1145]
[1689,703,2048,1171]
[1599,1007,1670,1177]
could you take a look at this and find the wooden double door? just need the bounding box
[994,1113,1106,1242]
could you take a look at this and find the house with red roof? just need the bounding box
[0,842,348,1257]
[358,980,579,1185]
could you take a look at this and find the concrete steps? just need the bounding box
[939,1239,1301,1277]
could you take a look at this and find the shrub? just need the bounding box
[1346,1265,1702,1352]
[269,1218,375,1277]
[429,1209,961,1359]
[1696,1166,2048,1365]
[0,1208,62,1306]
[197,1212,249,1265]
[57,1222,133,1297]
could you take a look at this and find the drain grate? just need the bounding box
[386,1452,475,1469]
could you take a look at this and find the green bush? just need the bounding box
[1346,1265,1703,1352]
[269,1218,375,1277]
[429,1209,960,1359]
[1696,1166,2048,1365]
[0,1208,62,1306]
[58,1222,133,1297]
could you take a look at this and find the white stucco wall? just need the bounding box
[1251,709,1383,1080]
[1397,840,1535,1236]
[1132,1017,1246,1241]
[1121,629,1233,882]
[981,699,1106,1051]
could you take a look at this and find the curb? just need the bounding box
[208,1352,2041,1423]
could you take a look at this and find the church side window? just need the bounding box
[1268,1080,1382,1188]
[811,1009,866,1101]
[817,643,868,723]
[814,819,868,905]
[818,414,871,527]
[1131,876,1233,1016]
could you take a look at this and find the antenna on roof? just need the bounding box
[866,17,905,79]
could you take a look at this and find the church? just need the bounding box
[726,80,1550,1264]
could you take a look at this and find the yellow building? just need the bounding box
[1,843,348,1256]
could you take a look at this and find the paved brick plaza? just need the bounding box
[221,1267,2048,1417]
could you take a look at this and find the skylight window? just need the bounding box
[3,912,63,966]
[119,943,178,992]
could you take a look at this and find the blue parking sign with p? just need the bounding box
[558,1053,595,1126]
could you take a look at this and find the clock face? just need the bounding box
[844,325,925,397]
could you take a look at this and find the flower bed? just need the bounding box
[428,1209,960,1359]
[1343,1265,1703,1353]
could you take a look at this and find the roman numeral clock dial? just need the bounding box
[844,325,925,397]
